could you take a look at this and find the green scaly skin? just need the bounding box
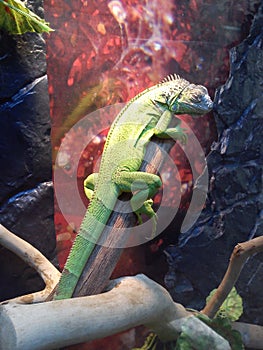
[54,74,213,300]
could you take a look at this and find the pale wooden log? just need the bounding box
[232,322,263,350]
[0,224,61,304]
[0,274,232,350]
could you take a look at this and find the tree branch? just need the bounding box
[201,235,263,318]
[232,322,263,350]
[0,224,61,304]
[0,226,262,349]
[1,274,234,350]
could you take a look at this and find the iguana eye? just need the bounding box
[192,94,202,103]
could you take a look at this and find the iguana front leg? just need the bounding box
[153,103,187,144]
[156,124,187,144]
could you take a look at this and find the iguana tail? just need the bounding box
[54,194,114,300]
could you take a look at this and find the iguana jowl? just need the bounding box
[54,74,213,300]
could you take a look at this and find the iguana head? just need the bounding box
[169,83,213,115]
[156,74,213,115]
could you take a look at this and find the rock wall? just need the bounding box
[0,1,57,301]
[165,4,263,326]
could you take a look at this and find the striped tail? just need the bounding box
[54,195,114,300]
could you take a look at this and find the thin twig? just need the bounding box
[0,224,61,304]
[201,235,263,318]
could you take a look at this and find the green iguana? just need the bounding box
[54,74,213,300]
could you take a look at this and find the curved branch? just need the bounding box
[0,224,61,304]
[0,274,233,350]
[201,235,263,318]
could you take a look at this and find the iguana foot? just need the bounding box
[135,199,157,239]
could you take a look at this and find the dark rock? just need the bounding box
[0,0,57,301]
[0,75,52,203]
[0,32,47,100]
[165,4,263,326]
[0,182,56,258]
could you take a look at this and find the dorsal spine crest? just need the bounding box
[161,74,182,83]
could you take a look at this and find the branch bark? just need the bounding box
[0,224,61,304]
[201,235,263,318]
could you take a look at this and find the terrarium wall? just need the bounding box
[0,0,261,348]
